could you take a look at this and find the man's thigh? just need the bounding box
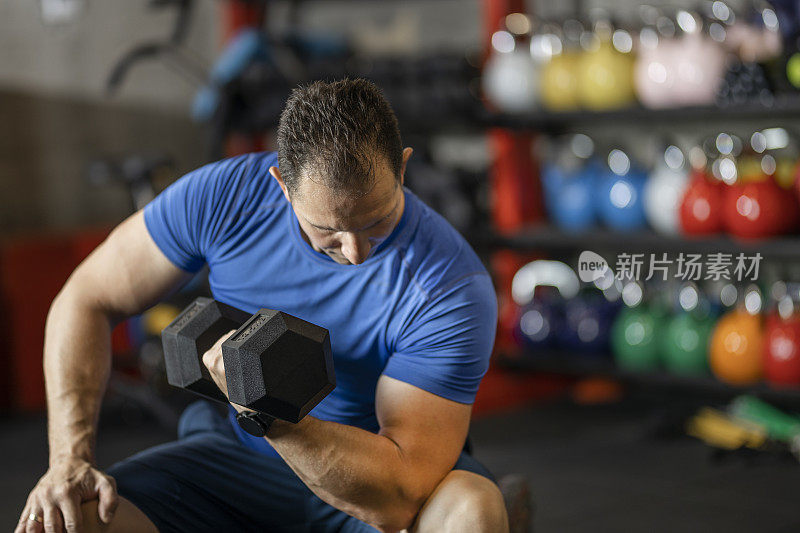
[106,402,314,533]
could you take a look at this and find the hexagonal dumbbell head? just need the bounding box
[162,297,250,403]
[222,309,336,422]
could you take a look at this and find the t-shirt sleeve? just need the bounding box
[383,273,498,404]
[143,154,257,272]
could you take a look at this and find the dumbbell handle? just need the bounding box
[162,297,250,405]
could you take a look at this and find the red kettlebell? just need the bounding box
[764,307,800,387]
[723,176,785,240]
[679,169,724,236]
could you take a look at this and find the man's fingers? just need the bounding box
[23,497,44,533]
[57,493,82,533]
[202,329,236,396]
[97,477,119,523]
[42,500,63,533]
[15,505,31,533]
[202,336,221,368]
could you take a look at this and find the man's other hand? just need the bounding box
[15,455,118,533]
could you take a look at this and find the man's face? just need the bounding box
[271,148,412,265]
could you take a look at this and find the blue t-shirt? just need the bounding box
[144,152,497,457]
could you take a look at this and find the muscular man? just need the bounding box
[17,79,505,533]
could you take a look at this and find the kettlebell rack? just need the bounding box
[482,98,800,406]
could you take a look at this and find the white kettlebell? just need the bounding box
[483,13,539,113]
[644,144,690,235]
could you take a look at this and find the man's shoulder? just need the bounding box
[402,193,491,302]
[202,151,279,186]
[192,151,283,207]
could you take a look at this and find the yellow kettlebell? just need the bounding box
[577,22,636,110]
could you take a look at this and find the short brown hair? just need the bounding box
[276,78,403,196]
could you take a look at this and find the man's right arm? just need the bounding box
[17,210,192,533]
[46,209,192,465]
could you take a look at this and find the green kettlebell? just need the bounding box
[662,312,715,376]
[611,304,664,372]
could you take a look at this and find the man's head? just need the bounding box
[270,79,412,265]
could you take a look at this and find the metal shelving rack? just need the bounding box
[479,97,800,132]
[484,98,800,405]
[492,225,800,260]
[498,353,800,406]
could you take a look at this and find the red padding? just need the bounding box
[0,228,112,413]
[473,367,570,418]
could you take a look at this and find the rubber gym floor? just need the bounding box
[2,389,798,532]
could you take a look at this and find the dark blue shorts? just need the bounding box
[107,401,495,533]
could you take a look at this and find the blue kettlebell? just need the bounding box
[557,287,621,355]
[514,286,564,351]
[550,161,600,232]
[512,260,581,354]
[596,148,648,231]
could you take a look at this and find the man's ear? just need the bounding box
[399,147,413,186]
[269,166,291,203]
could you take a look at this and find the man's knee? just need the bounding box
[79,497,158,533]
[445,472,508,532]
[413,470,509,533]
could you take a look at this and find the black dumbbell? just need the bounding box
[161,297,336,422]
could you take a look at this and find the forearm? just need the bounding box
[44,286,114,466]
[266,417,428,532]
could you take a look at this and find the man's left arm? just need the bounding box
[264,375,471,532]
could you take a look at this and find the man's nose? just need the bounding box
[341,233,371,265]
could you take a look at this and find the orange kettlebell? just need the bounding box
[709,309,763,385]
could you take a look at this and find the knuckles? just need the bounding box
[61,481,74,492]
[202,344,222,369]
[51,485,72,501]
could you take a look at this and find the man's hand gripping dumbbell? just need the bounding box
[162,297,336,436]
